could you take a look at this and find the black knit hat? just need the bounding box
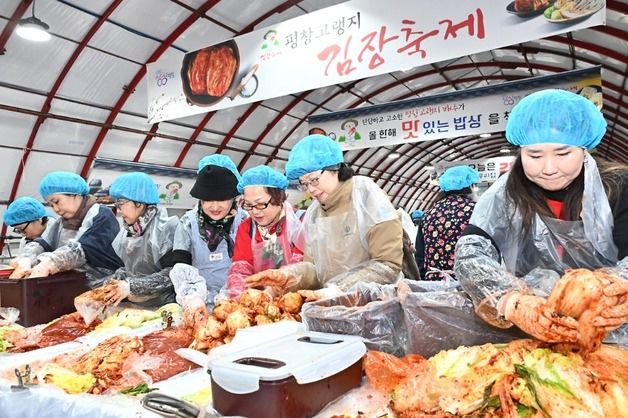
[190,165,239,200]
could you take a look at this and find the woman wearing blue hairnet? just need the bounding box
[245,134,404,292]
[421,166,479,280]
[88,172,180,307]
[3,197,50,257]
[169,155,247,311]
[226,165,304,297]
[10,171,122,286]
[454,89,628,344]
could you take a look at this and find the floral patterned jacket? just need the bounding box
[421,194,476,279]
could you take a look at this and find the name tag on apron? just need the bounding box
[209,253,224,262]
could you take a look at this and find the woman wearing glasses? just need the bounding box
[3,197,50,257]
[246,134,403,291]
[89,172,180,307]
[226,165,304,297]
[170,155,247,307]
[9,171,122,286]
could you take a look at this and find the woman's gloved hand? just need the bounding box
[497,291,579,343]
[181,295,209,329]
[245,269,297,292]
[593,277,628,331]
[27,260,59,278]
[99,279,131,306]
[9,258,32,279]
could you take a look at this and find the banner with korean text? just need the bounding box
[430,156,516,185]
[88,159,197,212]
[147,0,605,123]
[309,66,602,151]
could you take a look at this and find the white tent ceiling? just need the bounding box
[0,0,626,233]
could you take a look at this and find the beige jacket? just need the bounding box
[289,177,403,290]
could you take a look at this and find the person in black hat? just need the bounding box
[170,157,248,309]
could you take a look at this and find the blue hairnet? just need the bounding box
[439,166,480,192]
[109,172,160,205]
[237,165,289,193]
[506,89,606,150]
[411,210,424,221]
[39,171,89,200]
[285,134,344,180]
[197,154,242,182]
[3,197,47,226]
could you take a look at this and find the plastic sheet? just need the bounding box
[399,280,526,357]
[326,260,400,291]
[0,383,148,418]
[313,380,393,418]
[363,350,426,392]
[301,282,406,355]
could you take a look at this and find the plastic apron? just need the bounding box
[112,207,178,304]
[113,208,175,274]
[470,153,618,284]
[306,205,370,284]
[251,202,303,272]
[304,176,400,285]
[515,215,614,277]
[39,204,115,287]
[188,208,247,300]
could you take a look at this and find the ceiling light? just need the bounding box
[480,133,492,138]
[387,152,400,160]
[424,165,435,171]
[499,147,513,153]
[16,1,50,42]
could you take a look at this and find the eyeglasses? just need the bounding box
[114,199,131,209]
[297,170,325,192]
[241,199,272,211]
[12,222,31,235]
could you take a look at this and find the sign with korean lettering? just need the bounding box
[146,0,605,123]
[309,67,602,150]
[89,160,197,211]
[430,156,516,185]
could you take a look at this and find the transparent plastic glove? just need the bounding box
[182,295,209,329]
[170,263,209,305]
[74,280,130,325]
[497,291,578,343]
[245,269,297,292]
[9,258,32,279]
[0,307,20,323]
[593,277,628,331]
[107,279,131,305]
[27,260,59,278]
[227,261,255,299]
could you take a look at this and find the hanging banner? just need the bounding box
[430,155,516,185]
[309,66,602,151]
[88,159,198,213]
[147,0,605,123]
